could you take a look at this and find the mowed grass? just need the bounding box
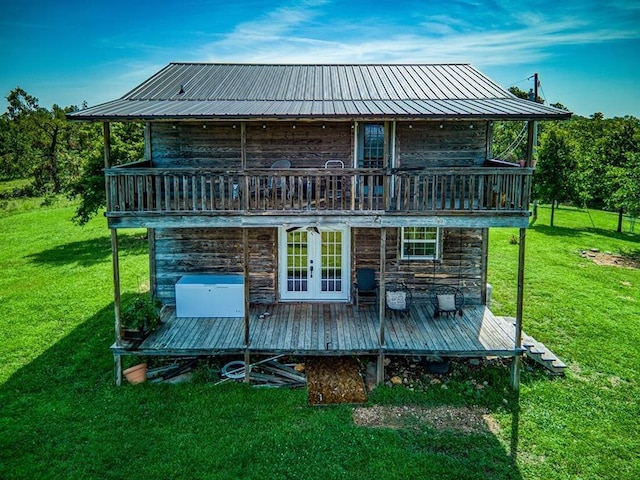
[0,199,638,480]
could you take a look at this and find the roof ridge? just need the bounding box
[167,62,472,67]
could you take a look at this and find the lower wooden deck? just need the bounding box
[112,303,521,358]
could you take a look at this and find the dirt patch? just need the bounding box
[306,357,367,405]
[353,405,500,435]
[581,249,640,269]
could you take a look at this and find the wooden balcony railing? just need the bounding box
[105,165,531,216]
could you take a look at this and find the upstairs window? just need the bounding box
[401,227,440,260]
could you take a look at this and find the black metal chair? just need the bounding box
[430,285,464,318]
[354,268,377,308]
[385,282,412,317]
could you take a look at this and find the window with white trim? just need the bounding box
[401,227,440,260]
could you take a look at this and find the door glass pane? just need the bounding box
[287,231,308,292]
[360,123,385,169]
[321,231,342,292]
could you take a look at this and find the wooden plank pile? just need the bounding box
[249,360,307,388]
[218,356,307,388]
[147,358,198,383]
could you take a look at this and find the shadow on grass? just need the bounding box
[0,299,523,480]
[25,232,148,267]
[530,223,584,238]
[530,221,640,244]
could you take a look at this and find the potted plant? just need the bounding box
[121,296,161,341]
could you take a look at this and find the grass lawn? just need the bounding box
[0,200,638,480]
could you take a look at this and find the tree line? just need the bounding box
[0,87,143,224]
[493,87,640,230]
[1,86,639,229]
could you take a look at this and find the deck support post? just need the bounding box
[511,227,526,390]
[148,228,156,299]
[104,122,124,386]
[243,228,251,383]
[111,228,123,385]
[377,228,387,385]
[244,350,251,384]
[512,120,535,390]
[377,353,385,386]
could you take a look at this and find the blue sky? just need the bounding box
[1,0,639,118]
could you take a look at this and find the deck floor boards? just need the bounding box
[114,303,520,357]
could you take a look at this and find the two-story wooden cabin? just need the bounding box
[70,63,570,386]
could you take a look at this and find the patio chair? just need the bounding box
[354,268,377,308]
[385,282,412,317]
[430,285,464,318]
[323,159,344,200]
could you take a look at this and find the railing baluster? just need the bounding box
[103,166,532,217]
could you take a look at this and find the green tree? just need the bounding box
[66,121,144,225]
[3,87,78,194]
[533,125,577,226]
[591,117,640,231]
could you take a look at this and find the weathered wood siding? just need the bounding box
[150,122,242,168]
[396,121,488,168]
[352,227,486,304]
[245,122,353,168]
[153,227,277,304]
[149,120,489,170]
[152,228,486,304]
[152,226,485,307]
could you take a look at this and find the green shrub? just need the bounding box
[121,295,161,332]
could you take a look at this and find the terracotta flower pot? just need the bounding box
[123,363,147,384]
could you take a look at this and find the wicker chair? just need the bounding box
[385,283,412,317]
[430,285,464,318]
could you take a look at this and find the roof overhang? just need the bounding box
[68,63,572,122]
[69,98,571,122]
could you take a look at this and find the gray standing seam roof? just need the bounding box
[69,63,571,121]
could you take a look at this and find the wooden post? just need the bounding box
[377,228,387,385]
[240,122,246,170]
[104,123,124,385]
[351,121,357,211]
[511,227,526,390]
[103,122,112,211]
[241,122,249,211]
[485,121,494,160]
[526,121,535,167]
[243,228,251,383]
[144,122,152,161]
[111,228,123,385]
[148,228,156,299]
[480,228,489,305]
[243,228,250,347]
[512,117,535,389]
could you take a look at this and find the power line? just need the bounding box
[494,122,528,160]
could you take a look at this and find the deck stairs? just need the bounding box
[497,317,567,375]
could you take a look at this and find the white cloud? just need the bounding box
[189,0,640,67]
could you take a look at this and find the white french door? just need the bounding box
[279,226,350,301]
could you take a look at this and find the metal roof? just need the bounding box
[69,63,571,121]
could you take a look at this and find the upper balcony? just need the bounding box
[104,161,532,229]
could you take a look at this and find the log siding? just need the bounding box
[396,121,488,168]
[151,226,483,307]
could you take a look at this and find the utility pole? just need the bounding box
[528,73,540,162]
[528,73,539,103]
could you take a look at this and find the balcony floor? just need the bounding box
[112,303,521,358]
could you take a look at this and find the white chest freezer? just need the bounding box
[175,274,245,318]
